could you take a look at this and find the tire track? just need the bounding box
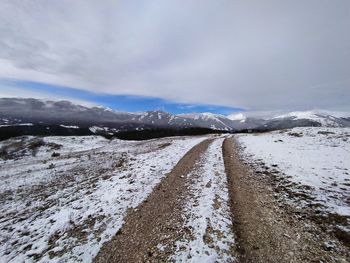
[94,138,214,263]
[222,136,350,263]
[171,137,236,262]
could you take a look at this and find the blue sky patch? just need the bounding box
[0,78,243,115]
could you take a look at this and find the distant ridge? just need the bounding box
[0,98,349,140]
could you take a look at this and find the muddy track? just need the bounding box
[94,138,214,263]
[222,137,350,263]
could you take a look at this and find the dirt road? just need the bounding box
[94,138,215,262]
[94,136,350,262]
[223,137,350,263]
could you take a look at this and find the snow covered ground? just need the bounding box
[0,135,208,263]
[237,127,350,234]
[172,138,236,262]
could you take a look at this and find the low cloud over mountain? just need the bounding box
[1,98,349,140]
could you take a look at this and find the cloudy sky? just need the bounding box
[0,0,349,113]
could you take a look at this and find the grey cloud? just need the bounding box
[0,0,349,111]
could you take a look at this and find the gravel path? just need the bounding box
[94,135,350,262]
[94,138,215,262]
[223,136,350,263]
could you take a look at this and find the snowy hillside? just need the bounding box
[237,127,350,241]
[0,135,208,262]
[178,113,233,130]
[273,111,350,128]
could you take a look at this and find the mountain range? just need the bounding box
[0,98,349,139]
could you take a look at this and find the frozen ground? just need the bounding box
[237,127,350,238]
[2,128,349,262]
[0,135,208,263]
[172,138,236,262]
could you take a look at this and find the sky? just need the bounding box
[0,79,238,114]
[0,0,349,114]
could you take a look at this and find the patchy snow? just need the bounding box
[273,111,319,120]
[237,127,350,217]
[178,113,232,130]
[274,110,350,120]
[89,126,101,133]
[171,138,236,262]
[273,111,345,127]
[94,105,114,112]
[42,136,107,154]
[89,126,110,133]
[169,115,177,122]
[178,113,200,120]
[0,123,33,127]
[59,125,79,129]
[0,135,208,263]
[139,113,146,120]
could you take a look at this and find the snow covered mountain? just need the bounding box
[132,111,234,130]
[0,98,349,139]
[228,111,350,131]
[178,113,234,130]
[253,111,350,131]
[272,111,350,128]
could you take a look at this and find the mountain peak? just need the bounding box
[1,98,350,133]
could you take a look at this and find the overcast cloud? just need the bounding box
[0,0,349,111]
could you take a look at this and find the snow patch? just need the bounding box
[59,125,79,129]
[237,127,350,217]
[0,135,209,263]
[171,138,236,262]
[0,123,33,127]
